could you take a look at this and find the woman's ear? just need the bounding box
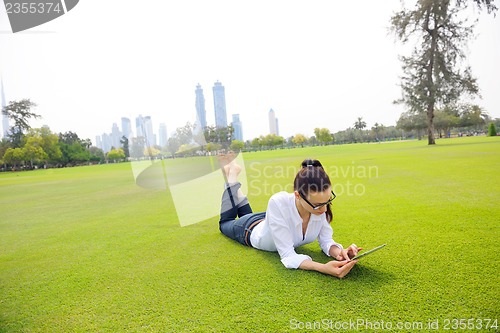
[293,190,300,199]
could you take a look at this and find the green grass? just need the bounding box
[1,136,499,332]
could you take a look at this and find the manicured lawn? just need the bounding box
[1,136,499,332]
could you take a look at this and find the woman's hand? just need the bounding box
[332,244,363,261]
[345,243,362,259]
[321,260,357,278]
[299,259,357,278]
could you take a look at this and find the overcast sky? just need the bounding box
[1,0,499,144]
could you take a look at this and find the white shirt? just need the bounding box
[250,191,343,269]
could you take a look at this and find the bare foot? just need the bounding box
[224,162,242,184]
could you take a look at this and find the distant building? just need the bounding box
[231,114,243,141]
[269,108,279,135]
[143,116,156,146]
[111,123,121,148]
[121,117,132,139]
[195,84,207,129]
[96,136,102,150]
[213,81,228,128]
[1,78,9,139]
[135,115,156,145]
[101,133,112,153]
[159,123,167,147]
[136,115,145,138]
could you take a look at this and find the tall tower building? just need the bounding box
[269,108,279,135]
[195,84,207,129]
[121,117,132,139]
[231,114,243,141]
[111,123,121,148]
[143,116,156,146]
[213,81,228,128]
[1,78,9,139]
[135,115,145,138]
[159,123,167,147]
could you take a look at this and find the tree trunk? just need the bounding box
[425,7,437,145]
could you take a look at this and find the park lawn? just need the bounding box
[0,136,499,332]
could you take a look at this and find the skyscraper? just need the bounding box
[136,115,145,138]
[195,84,207,129]
[269,108,279,135]
[231,114,243,141]
[159,123,167,147]
[143,116,155,146]
[1,78,9,139]
[213,81,228,128]
[111,123,121,148]
[121,117,132,139]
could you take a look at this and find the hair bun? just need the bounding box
[301,159,323,168]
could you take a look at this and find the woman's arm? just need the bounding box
[299,259,357,279]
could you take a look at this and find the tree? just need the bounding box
[229,140,244,151]
[23,135,48,168]
[459,104,488,131]
[3,147,24,169]
[107,148,125,162]
[58,131,91,165]
[59,131,81,145]
[314,128,334,145]
[26,128,62,164]
[488,123,497,136]
[2,99,41,147]
[262,134,285,149]
[89,146,105,163]
[206,142,222,153]
[120,136,130,158]
[456,0,497,13]
[204,125,234,148]
[250,137,263,151]
[353,117,367,131]
[397,111,428,140]
[434,107,460,138]
[391,0,480,145]
[166,136,180,157]
[176,143,197,155]
[292,134,307,147]
[0,138,12,162]
[371,123,386,141]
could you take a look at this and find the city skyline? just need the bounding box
[1,2,498,144]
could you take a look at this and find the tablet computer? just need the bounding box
[351,244,386,260]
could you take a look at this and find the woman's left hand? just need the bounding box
[330,244,363,261]
[335,244,363,260]
[345,244,362,259]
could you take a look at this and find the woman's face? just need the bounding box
[299,187,332,215]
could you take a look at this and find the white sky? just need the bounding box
[1,0,499,144]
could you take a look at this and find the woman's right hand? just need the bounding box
[321,259,357,278]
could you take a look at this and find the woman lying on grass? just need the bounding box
[219,156,361,278]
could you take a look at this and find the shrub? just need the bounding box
[488,123,497,136]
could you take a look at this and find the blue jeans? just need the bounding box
[219,182,265,247]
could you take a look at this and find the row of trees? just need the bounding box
[0,99,112,170]
[0,127,106,169]
[2,100,498,169]
[397,103,495,139]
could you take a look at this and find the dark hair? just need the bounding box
[294,159,333,223]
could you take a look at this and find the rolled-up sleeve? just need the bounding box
[267,197,311,269]
[317,221,343,256]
